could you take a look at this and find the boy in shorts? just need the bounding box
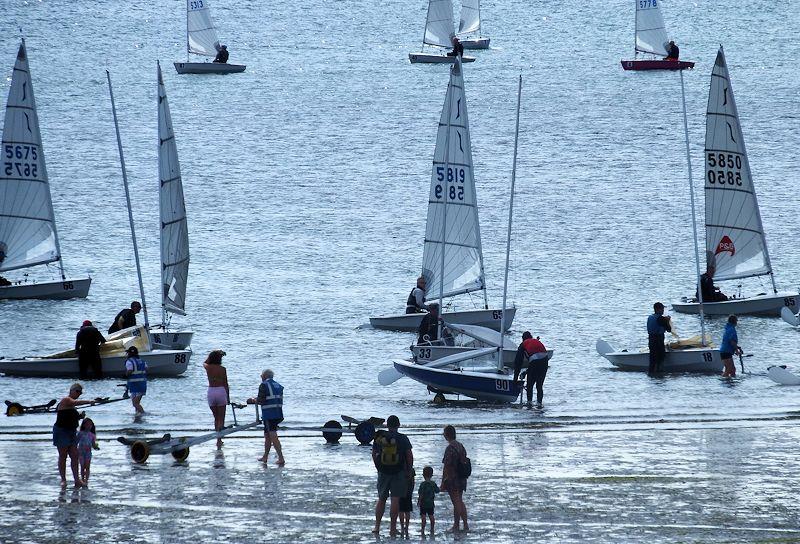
[418,466,440,536]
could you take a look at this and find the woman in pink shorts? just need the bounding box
[204,350,229,448]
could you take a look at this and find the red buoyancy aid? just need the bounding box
[522,338,546,357]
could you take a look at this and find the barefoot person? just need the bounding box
[720,315,743,378]
[204,350,229,448]
[441,425,469,532]
[53,383,94,487]
[125,346,147,414]
[418,466,440,536]
[247,369,286,466]
[76,418,99,485]
[372,415,414,536]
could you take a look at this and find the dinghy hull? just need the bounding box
[596,339,722,373]
[393,359,520,402]
[621,59,694,71]
[672,292,800,317]
[0,349,190,378]
[767,365,800,385]
[0,277,91,300]
[173,62,246,74]
[409,53,476,64]
[460,37,490,49]
[149,328,194,350]
[412,344,517,365]
[781,306,800,327]
[370,307,515,332]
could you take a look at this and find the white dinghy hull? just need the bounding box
[0,276,91,300]
[0,349,190,378]
[411,344,517,365]
[460,37,490,49]
[781,306,800,327]
[370,307,515,332]
[149,327,194,350]
[409,53,476,64]
[672,292,800,317]
[596,339,722,373]
[767,365,800,385]
[173,62,246,74]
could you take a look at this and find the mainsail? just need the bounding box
[423,0,455,48]
[187,0,220,57]
[0,40,61,273]
[634,0,669,56]
[704,47,771,282]
[157,63,190,315]
[422,59,485,301]
[458,0,481,36]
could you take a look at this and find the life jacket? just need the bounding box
[406,287,425,313]
[522,338,547,362]
[260,378,284,420]
[127,357,147,391]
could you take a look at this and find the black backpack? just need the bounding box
[457,456,472,479]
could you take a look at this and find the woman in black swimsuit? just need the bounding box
[53,383,94,487]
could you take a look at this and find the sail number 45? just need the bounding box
[4,144,38,178]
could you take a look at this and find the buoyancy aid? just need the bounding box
[127,357,147,392]
[522,338,547,362]
[406,287,425,313]
[260,378,284,420]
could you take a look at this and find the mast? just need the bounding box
[158,61,167,327]
[107,70,150,328]
[679,69,705,344]
[498,75,522,370]
[186,0,190,62]
[438,62,455,338]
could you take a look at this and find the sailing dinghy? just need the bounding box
[620,0,694,71]
[410,324,518,365]
[409,0,476,63]
[457,0,490,50]
[370,55,514,332]
[0,40,91,300]
[391,69,530,403]
[672,47,799,317]
[174,0,246,74]
[597,59,723,373]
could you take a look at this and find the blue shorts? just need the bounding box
[53,426,76,449]
[720,352,733,360]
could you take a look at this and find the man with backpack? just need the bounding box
[372,415,413,536]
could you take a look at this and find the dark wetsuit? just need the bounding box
[214,48,229,63]
[108,308,136,334]
[513,338,548,404]
[697,273,727,302]
[647,313,672,373]
[417,313,439,344]
[0,275,10,286]
[76,325,106,379]
[447,41,464,57]
[666,43,679,60]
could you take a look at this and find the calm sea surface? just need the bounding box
[0,0,799,540]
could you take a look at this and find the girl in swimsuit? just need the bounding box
[204,350,229,448]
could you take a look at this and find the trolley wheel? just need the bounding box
[171,447,190,462]
[354,421,376,445]
[322,420,342,444]
[130,440,151,464]
[5,402,23,417]
[433,393,446,405]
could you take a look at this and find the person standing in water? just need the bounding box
[720,315,743,377]
[248,369,286,466]
[125,346,147,414]
[647,302,672,374]
[513,331,549,407]
[75,320,106,379]
[204,350,229,448]
[53,383,94,487]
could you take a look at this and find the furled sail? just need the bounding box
[423,0,455,48]
[634,0,669,56]
[704,46,771,282]
[157,63,190,315]
[422,58,485,301]
[187,0,220,57]
[0,40,60,273]
[458,0,481,36]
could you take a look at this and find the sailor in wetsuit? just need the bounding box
[108,301,142,334]
[447,37,464,57]
[406,276,428,314]
[666,41,680,61]
[513,331,549,407]
[697,265,727,302]
[75,320,106,379]
[213,43,229,63]
[647,302,672,374]
[417,303,441,344]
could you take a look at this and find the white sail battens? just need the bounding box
[422,59,485,301]
[157,64,190,316]
[634,0,669,56]
[458,0,481,35]
[187,0,220,57]
[423,0,455,48]
[0,41,60,273]
[704,47,771,282]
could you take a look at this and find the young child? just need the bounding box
[399,467,415,535]
[418,466,440,536]
[76,418,99,484]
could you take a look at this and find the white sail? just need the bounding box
[635,0,669,56]
[0,41,60,273]
[423,0,455,48]
[458,0,481,35]
[187,0,220,57]
[157,63,190,316]
[422,59,485,301]
[703,47,771,282]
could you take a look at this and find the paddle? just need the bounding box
[378,367,404,386]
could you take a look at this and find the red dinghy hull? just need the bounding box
[621,59,695,71]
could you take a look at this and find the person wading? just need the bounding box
[647,302,672,374]
[441,425,470,532]
[720,315,743,377]
[248,369,286,466]
[372,415,414,537]
[75,320,106,379]
[513,331,549,407]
